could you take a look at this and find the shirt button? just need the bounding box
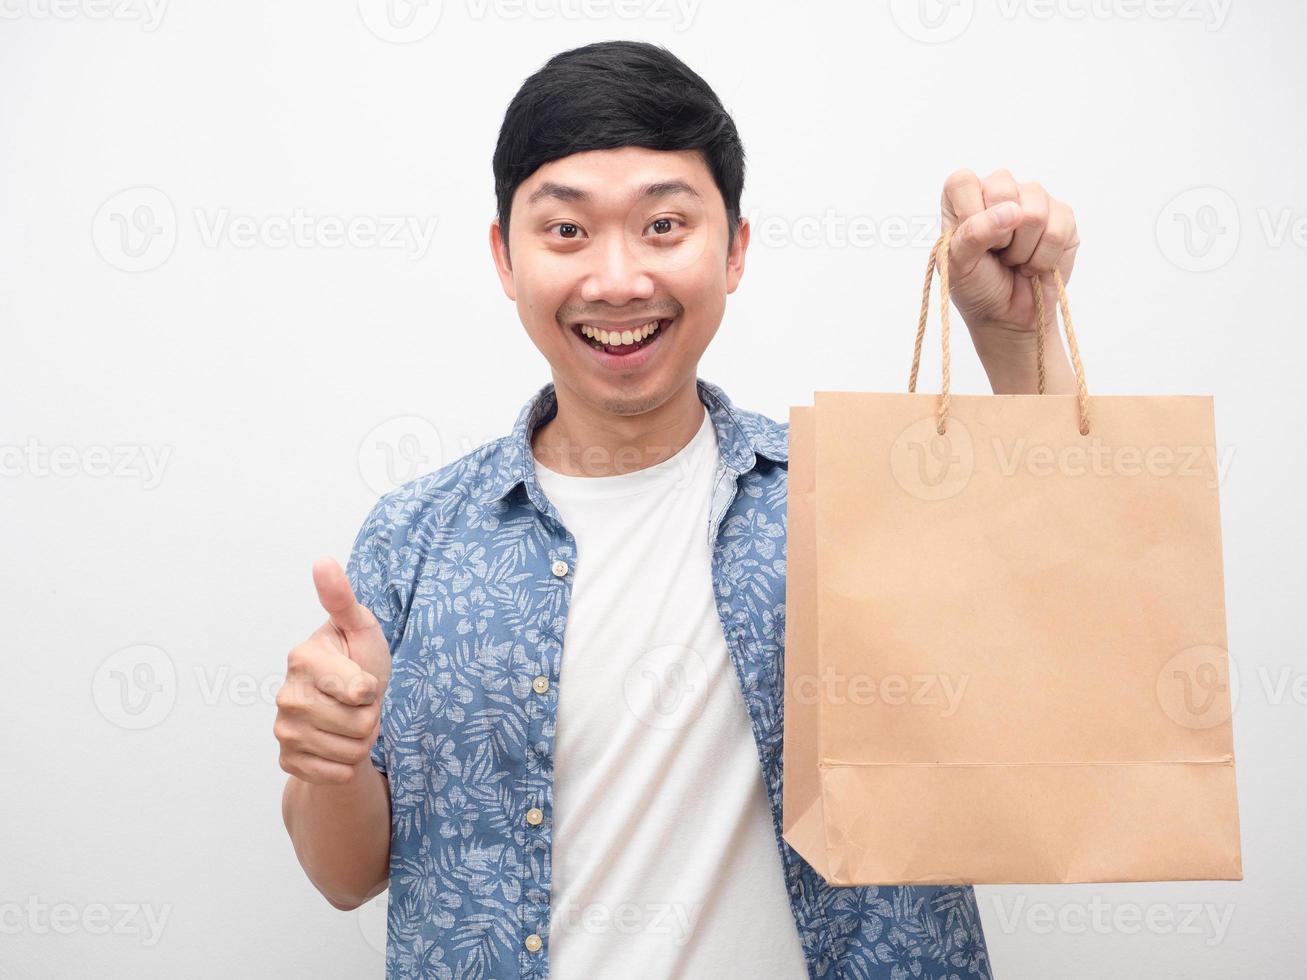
[551,559,569,577]
[526,807,544,826]
[524,933,543,953]
[532,675,550,695]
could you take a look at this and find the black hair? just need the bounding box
[492,40,746,253]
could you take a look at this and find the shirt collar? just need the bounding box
[475,377,787,510]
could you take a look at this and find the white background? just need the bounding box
[2,1,1303,977]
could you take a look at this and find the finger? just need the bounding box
[280,661,382,727]
[1020,198,1078,278]
[940,168,985,231]
[995,182,1051,270]
[288,629,381,705]
[948,201,1022,279]
[980,169,1021,251]
[281,752,357,785]
[311,696,380,739]
[293,727,377,767]
[313,556,377,637]
[290,639,381,706]
[295,688,379,739]
[313,655,381,707]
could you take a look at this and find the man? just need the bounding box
[275,40,1080,980]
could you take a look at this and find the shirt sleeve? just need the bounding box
[344,494,403,777]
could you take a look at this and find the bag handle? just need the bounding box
[907,227,1091,436]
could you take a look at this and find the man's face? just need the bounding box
[491,145,748,418]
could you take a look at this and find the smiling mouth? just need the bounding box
[572,318,673,355]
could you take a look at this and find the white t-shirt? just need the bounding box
[533,405,809,979]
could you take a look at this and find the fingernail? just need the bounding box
[993,202,1020,228]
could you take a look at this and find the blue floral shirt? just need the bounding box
[346,377,992,980]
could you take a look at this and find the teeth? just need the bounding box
[580,320,662,347]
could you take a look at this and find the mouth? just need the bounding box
[569,317,675,365]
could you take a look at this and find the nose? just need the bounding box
[579,232,655,307]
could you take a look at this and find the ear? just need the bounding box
[725,215,750,295]
[489,218,516,301]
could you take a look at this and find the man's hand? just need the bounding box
[274,557,391,786]
[939,168,1079,394]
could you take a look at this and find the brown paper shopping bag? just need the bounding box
[782,229,1242,886]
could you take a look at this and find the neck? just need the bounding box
[531,376,705,477]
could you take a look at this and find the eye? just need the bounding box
[646,217,680,236]
[548,222,586,240]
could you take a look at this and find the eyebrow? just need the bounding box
[525,179,701,208]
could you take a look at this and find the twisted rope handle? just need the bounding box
[908,228,1091,436]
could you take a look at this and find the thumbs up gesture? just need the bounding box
[274,557,392,785]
